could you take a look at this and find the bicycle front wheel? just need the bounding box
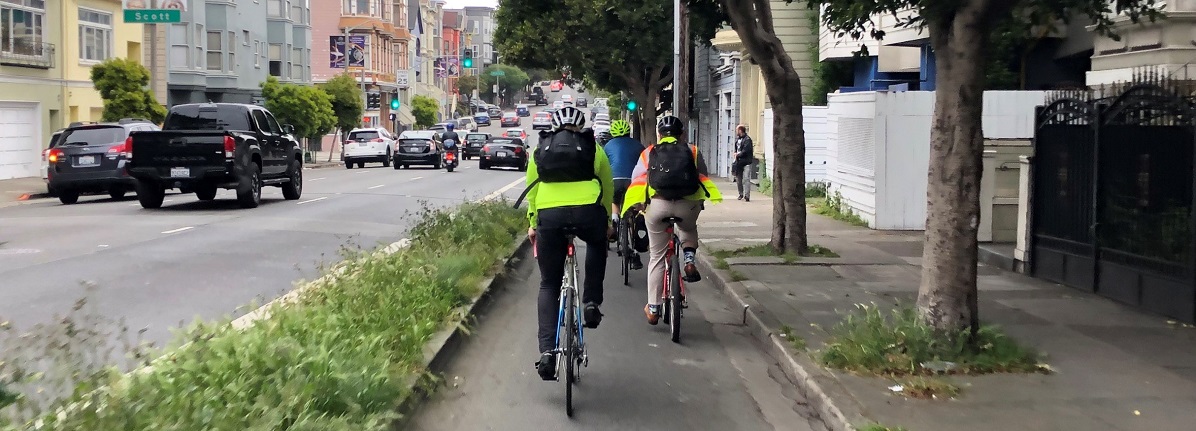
[564,288,576,417]
[669,249,683,343]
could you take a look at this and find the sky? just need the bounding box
[443,0,498,8]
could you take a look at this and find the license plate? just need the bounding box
[358,142,369,147]
[404,147,422,153]
[170,167,190,178]
[497,151,509,158]
[76,155,96,165]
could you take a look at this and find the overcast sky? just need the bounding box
[443,0,498,8]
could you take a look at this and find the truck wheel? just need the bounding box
[195,185,218,201]
[135,181,165,209]
[383,149,392,167]
[282,160,303,200]
[345,161,353,169]
[237,163,262,209]
[58,189,80,205]
[108,185,127,200]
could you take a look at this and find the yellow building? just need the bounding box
[62,0,144,124]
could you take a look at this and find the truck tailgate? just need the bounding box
[131,131,228,168]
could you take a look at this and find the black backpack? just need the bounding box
[533,129,596,183]
[648,142,701,200]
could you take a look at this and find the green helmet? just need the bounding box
[609,119,631,137]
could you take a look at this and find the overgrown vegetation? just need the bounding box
[858,425,909,431]
[0,202,524,430]
[712,242,837,263]
[809,190,868,227]
[779,324,807,351]
[897,376,960,399]
[820,304,1043,377]
[757,156,772,195]
[804,11,855,105]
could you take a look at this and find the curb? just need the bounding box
[305,162,343,169]
[696,243,868,431]
[391,234,532,427]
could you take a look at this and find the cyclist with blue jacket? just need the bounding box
[603,119,644,270]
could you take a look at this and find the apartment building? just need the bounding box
[462,5,493,66]
[0,0,143,180]
[312,0,413,129]
[150,0,312,107]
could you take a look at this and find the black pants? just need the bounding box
[536,204,608,353]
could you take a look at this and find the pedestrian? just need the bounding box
[732,124,753,202]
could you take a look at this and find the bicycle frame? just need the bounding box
[553,238,584,364]
[662,225,687,304]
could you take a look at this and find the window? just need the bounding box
[242,30,249,46]
[268,43,282,76]
[228,31,235,68]
[206,31,222,71]
[356,0,369,15]
[251,110,271,132]
[194,24,204,69]
[290,47,302,79]
[291,0,304,23]
[267,0,282,17]
[1,0,46,55]
[169,23,188,68]
[78,8,112,62]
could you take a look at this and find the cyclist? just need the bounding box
[524,106,614,380]
[441,123,461,159]
[621,115,721,325]
[603,119,644,270]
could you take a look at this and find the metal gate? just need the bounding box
[1030,82,1196,323]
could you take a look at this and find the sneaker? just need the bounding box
[535,352,556,380]
[630,254,644,270]
[737,195,743,200]
[744,196,750,202]
[644,304,661,325]
[583,303,603,329]
[682,252,702,283]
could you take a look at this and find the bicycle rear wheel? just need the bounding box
[669,248,683,343]
[564,288,576,417]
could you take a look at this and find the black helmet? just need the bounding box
[657,115,683,137]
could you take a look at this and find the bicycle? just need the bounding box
[534,233,588,417]
[616,210,637,286]
[659,216,687,343]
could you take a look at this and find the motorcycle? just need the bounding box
[442,141,459,172]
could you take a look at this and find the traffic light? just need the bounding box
[390,96,400,110]
[366,92,380,110]
[462,49,473,68]
[389,113,397,121]
[626,100,637,111]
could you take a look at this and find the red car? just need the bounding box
[550,80,564,92]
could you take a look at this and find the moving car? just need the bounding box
[593,119,611,135]
[343,127,395,169]
[126,103,303,209]
[550,81,563,92]
[577,97,588,108]
[463,132,490,159]
[474,112,491,126]
[479,137,528,171]
[39,128,63,197]
[503,128,528,140]
[527,87,547,106]
[516,104,530,117]
[500,112,521,127]
[456,117,479,132]
[531,111,553,130]
[46,119,159,204]
[552,101,565,109]
[488,107,502,120]
[428,122,451,136]
[561,94,573,104]
[394,130,443,169]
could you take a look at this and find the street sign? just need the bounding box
[396,70,410,88]
[490,70,505,77]
[123,9,180,23]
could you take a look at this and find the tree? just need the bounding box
[458,75,479,99]
[495,0,720,137]
[89,58,166,123]
[260,77,336,153]
[476,64,530,106]
[411,95,439,128]
[318,73,364,160]
[815,0,1162,335]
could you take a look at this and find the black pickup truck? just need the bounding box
[126,103,303,209]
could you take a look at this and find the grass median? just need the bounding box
[1,201,524,431]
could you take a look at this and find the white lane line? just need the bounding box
[481,178,525,202]
[355,170,370,174]
[161,226,194,234]
[409,176,423,181]
[297,196,327,205]
[310,177,327,181]
[367,184,385,190]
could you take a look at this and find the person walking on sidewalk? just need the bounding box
[732,124,754,202]
[523,106,614,380]
[603,119,644,270]
[622,116,723,325]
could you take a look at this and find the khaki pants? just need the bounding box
[645,199,702,305]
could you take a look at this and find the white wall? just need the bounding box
[758,106,831,183]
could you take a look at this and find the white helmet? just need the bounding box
[550,106,586,130]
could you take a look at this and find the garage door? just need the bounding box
[0,102,41,180]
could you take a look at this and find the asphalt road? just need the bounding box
[406,241,820,430]
[0,116,528,345]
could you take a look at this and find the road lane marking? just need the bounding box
[481,178,525,202]
[296,197,327,205]
[410,176,423,181]
[161,226,194,234]
[310,177,327,181]
[355,170,370,174]
[367,184,385,190]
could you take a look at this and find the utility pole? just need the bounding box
[673,0,690,140]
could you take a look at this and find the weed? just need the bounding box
[715,257,730,270]
[717,244,801,262]
[858,424,909,431]
[806,181,829,198]
[897,376,960,399]
[807,244,840,258]
[819,303,1043,376]
[729,270,749,282]
[779,325,807,351]
[810,191,869,227]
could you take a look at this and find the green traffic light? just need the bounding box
[463,58,473,68]
[626,101,637,111]
[391,98,400,110]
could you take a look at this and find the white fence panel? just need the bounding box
[762,108,774,180]
[803,106,831,182]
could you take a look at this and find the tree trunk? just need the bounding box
[628,78,659,144]
[916,4,995,335]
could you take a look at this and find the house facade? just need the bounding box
[312,0,413,130]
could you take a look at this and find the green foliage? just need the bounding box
[318,73,365,134]
[457,74,479,97]
[525,68,551,83]
[810,191,869,227]
[820,304,1043,376]
[476,64,530,100]
[259,77,336,143]
[859,424,909,431]
[89,58,166,123]
[805,12,855,105]
[411,95,439,128]
[2,202,525,430]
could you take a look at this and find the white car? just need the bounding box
[343,127,395,169]
[552,101,565,109]
[593,120,610,135]
[561,94,573,103]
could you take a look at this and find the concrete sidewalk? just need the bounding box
[0,176,49,204]
[696,178,1196,431]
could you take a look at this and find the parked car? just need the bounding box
[394,130,443,169]
[474,112,492,126]
[479,137,529,171]
[41,129,65,196]
[46,119,159,204]
[463,132,490,159]
[488,107,502,119]
[456,116,479,132]
[577,97,588,108]
[500,112,520,127]
[503,128,528,140]
[126,103,303,209]
[516,104,530,117]
[531,112,553,130]
[342,127,395,169]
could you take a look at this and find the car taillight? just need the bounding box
[42,149,48,162]
[47,148,64,163]
[482,145,489,153]
[372,138,383,142]
[513,146,523,154]
[223,136,235,158]
[109,137,133,158]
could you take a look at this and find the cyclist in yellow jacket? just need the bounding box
[525,106,614,380]
[621,115,722,325]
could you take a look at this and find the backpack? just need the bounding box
[533,129,596,183]
[648,142,701,200]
